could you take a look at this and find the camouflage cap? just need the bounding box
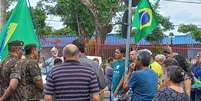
[8,40,24,47]
[24,44,36,50]
[163,46,172,54]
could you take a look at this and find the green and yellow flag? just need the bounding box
[0,0,40,61]
[132,0,158,43]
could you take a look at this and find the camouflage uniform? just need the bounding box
[0,56,27,101]
[0,60,3,96]
[20,58,43,100]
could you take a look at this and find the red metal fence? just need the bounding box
[40,43,201,61]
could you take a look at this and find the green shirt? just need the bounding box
[112,59,125,94]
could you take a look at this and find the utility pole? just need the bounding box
[125,0,132,75]
[0,0,6,30]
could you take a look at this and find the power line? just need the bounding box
[45,19,201,27]
[174,24,201,26]
[46,19,62,22]
[163,0,201,5]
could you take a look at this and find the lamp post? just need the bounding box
[169,32,174,46]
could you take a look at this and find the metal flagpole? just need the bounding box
[125,0,132,76]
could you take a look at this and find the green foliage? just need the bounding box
[92,0,120,25]
[178,24,198,33]
[53,27,76,35]
[156,13,174,31]
[6,0,51,35]
[193,30,201,42]
[53,0,95,37]
[178,24,201,42]
[146,27,163,42]
[38,26,52,35]
[5,0,16,9]
[41,0,120,39]
[145,7,174,43]
[32,7,47,35]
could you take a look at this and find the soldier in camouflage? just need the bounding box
[20,44,43,100]
[0,40,27,101]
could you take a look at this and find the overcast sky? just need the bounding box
[159,0,201,25]
[28,0,201,33]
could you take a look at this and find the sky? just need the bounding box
[28,0,201,34]
[159,0,201,25]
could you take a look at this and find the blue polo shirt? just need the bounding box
[128,68,158,101]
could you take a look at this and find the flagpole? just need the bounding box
[125,0,132,76]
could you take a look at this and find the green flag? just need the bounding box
[132,0,158,43]
[0,0,40,61]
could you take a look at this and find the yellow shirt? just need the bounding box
[150,61,163,82]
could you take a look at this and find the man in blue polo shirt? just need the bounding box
[192,52,201,101]
[128,49,158,101]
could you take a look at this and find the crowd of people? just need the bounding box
[104,46,201,101]
[0,39,201,101]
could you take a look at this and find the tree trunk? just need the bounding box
[76,13,81,37]
[80,0,113,55]
[80,0,102,42]
[76,11,88,40]
[0,0,6,30]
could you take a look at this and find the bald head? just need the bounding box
[63,44,80,61]
[155,54,166,65]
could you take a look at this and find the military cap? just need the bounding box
[24,44,37,55]
[8,40,24,47]
[163,46,172,54]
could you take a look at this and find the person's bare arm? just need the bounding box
[0,79,18,100]
[92,93,100,101]
[44,95,53,101]
[114,77,124,96]
[184,79,191,96]
[124,63,136,91]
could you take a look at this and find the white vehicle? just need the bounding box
[86,56,102,65]
[42,56,103,84]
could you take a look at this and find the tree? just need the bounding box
[145,4,174,43]
[52,0,95,38]
[0,0,6,30]
[31,7,51,35]
[5,0,53,35]
[40,0,122,43]
[178,24,201,42]
[53,27,77,35]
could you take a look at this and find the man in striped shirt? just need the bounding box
[44,44,100,101]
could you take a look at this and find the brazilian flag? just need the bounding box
[0,0,40,61]
[132,0,158,43]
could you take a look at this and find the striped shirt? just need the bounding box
[44,60,99,101]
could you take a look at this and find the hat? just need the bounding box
[163,46,172,54]
[24,44,37,52]
[8,40,24,47]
